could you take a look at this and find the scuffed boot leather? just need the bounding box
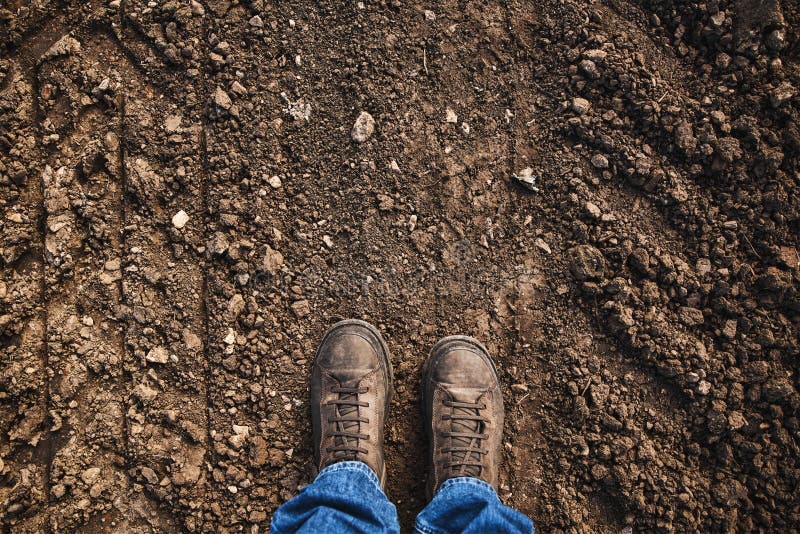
[311,319,393,487]
[422,335,504,499]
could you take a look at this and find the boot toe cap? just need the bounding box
[428,336,498,390]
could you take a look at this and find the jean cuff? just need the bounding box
[315,461,382,492]
[435,476,498,498]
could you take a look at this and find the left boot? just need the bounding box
[310,319,393,487]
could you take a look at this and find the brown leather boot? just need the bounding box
[422,335,504,499]
[311,319,393,487]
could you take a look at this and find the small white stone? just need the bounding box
[513,167,539,192]
[224,329,236,345]
[351,111,375,142]
[268,175,282,188]
[146,346,169,364]
[445,108,458,123]
[322,235,334,249]
[534,238,551,254]
[172,210,189,229]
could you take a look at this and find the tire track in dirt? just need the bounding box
[500,0,798,530]
[2,4,135,529]
[500,0,572,524]
[200,3,292,528]
[0,60,48,532]
[34,22,150,530]
[499,0,728,528]
[501,1,636,526]
[1,4,114,530]
[395,0,533,523]
[261,1,439,524]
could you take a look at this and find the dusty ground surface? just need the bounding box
[1,0,799,531]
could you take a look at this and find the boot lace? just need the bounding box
[326,386,369,460]
[442,399,489,477]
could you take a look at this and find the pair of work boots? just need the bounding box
[311,319,504,498]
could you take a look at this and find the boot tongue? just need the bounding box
[448,389,483,479]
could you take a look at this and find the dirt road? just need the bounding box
[1,0,798,531]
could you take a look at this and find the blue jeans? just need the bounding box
[271,461,534,534]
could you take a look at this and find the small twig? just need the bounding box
[515,394,530,422]
[742,232,761,259]
[423,48,428,75]
[581,377,592,396]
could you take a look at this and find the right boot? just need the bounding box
[422,335,505,500]
[310,319,393,487]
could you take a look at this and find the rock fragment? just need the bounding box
[351,112,375,142]
[229,424,250,449]
[133,383,159,403]
[172,210,189,229]
[571,97,591,115]
[513,167,539,192]
[213,86,232,110]
[146,346,170,364]
[769,81,796,108]
[208,232,230,255]
[81,467,101,485]
[291,300,311,318]
[534,238,551,254]
[585,201,601,219]
[262,245,284,274]
[678,306,704,326]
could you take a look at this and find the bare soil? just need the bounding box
[1,0,798,532]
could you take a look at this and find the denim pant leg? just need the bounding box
[414,477,534,534]
[271,461,400,534]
